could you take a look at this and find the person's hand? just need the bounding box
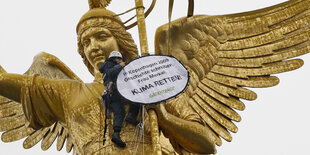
[120,61,126,67]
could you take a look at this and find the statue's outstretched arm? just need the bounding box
[0,72,30,103]
[150,104,216,154]
[0,53,81,153]
[0,72,69,126]
[0,52,81,104]
[0,52,82,129]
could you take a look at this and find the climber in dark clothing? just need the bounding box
[99,51,140,148]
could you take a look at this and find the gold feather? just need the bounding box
[23,128,50,149]
[1,125,34,143]
[56,128,67,151]
[66,135,73,153]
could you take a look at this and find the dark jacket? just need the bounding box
[99,58,123,86]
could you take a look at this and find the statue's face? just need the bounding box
[81,27,120,70]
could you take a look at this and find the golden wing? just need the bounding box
[0,52,81,154]
[155,0,310,147]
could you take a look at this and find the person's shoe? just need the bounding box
[111,132,126,148]
[125,115,140,126]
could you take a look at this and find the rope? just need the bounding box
[99,98,103,155]
[131,105,147,155]
[142,105,145,154]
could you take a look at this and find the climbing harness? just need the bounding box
[101,82,114,145]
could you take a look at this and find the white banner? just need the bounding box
[116,55,189,105]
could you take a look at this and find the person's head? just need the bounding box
[77,8,138,76]
[108,51,123,64]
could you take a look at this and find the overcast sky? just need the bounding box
[0,0,310,155]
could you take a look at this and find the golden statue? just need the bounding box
[1,0,310,154]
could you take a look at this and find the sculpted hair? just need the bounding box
[78,18,138,75]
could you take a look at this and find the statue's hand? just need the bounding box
[147,103,168,123]
[148,102,217,154]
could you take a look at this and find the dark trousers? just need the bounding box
[110,91,140,132]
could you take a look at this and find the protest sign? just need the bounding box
[116,55,189,105]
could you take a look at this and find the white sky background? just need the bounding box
[0,0,310,154]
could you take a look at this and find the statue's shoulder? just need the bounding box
[84,81,105,94]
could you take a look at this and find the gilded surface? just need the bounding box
[155,0,310,149]
[89,0,112,9]
[1,0,310,154]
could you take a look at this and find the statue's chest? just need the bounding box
[65,85,154,154]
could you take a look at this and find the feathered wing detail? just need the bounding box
[0,52,81,153]
[88,0,112,9]
[155,0,310,148]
